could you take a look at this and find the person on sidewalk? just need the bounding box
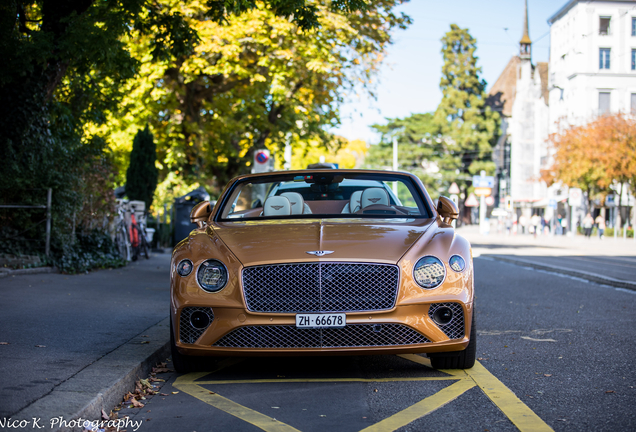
[595,214,605,239]
[583,213,594,237]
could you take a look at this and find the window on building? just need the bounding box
[631,93,636,114]
[599,92,610,115]
[599,48,611,69]
[599,17,611,35]
[633,49,636,70]
[632,17,636,36]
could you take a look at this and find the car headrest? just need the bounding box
[360,187,389,209]
[263,196,291,216]
[349,190,363,213]
[281,192,304,215]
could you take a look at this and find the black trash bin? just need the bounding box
[173,187,210,245]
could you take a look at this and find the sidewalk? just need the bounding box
[0,253,172,430]
[457,225,636,290]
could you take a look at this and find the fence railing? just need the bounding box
[0,188,52,256]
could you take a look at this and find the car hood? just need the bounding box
[212,219,435,266]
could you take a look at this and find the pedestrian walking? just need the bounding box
[583,213,594,237]
[595,214,605,239]
[531,213,541,238]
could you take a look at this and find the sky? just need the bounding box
[331,0,561,143]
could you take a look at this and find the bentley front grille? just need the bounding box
[428,303,465,340]
[212,324,430,348]
[242,263,399,313]
[179,307,214,344]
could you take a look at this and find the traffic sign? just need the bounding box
[465,193,479,207]
[568,188,582,207]
[473,175,495,188]
[449,182,460,194]
[485,196,495,206]
[252,150,273,173]
[474,187,492,197]
[548,199,557,209]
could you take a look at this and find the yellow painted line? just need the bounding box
[358,379,476,432]
[173,382,301,432]
[466,362,554,432]
[192,376,462,384]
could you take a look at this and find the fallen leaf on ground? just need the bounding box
[171,391,179,395]
[141,341,150,344]
[160,393,168,396]
[0,342,9,345]
[101,409,109,420]
[605,390,615,393]
[153,367,173,373]
[544,374,552,377]
[35,345,46,348]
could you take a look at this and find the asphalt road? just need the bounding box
[0,253,172,418]
[112,257,636,432]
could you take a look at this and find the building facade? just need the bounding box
[548,0,636,131]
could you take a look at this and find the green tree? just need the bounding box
[93,0,410,193]
[0,0,372,264]
[126,125,159,209]
[365,113,449,199]
[433,24,499,193]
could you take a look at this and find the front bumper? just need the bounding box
[172,302,474,356]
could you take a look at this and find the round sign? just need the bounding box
[485,196,495,206]
[256,151,269,164]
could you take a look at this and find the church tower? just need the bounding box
[520,0,532,60]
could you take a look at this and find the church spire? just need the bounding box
[520,0,532,60]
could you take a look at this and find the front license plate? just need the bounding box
[296,313,346,328]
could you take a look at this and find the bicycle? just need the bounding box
[114,200,131,261]
[130,211,150,261]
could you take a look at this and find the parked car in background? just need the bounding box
[170,170,475,371]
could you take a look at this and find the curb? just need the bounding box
[483,255,636,291]
[0,266,57,278]
[13,318,171,432]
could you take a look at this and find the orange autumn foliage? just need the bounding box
[542,113,636,198]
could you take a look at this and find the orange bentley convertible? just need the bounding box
[170,170,475,371]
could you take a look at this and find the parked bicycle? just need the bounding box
[114,200,131,261]
[130,211,150,261]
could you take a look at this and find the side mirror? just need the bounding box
[437,196,459,225]
[190,201,211,228]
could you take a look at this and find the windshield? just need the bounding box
[217,172,432,221]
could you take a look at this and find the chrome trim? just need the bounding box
[241,262,400,313]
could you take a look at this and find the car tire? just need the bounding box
[429,313,476,370]
[170,319,198,373]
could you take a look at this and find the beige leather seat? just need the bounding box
[263,196,291,216]
[281,192,312,214]
[341,190,363,213]
[360,188,390,210]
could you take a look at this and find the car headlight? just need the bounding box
[449,255,466,272]
[196,259,228,292]
[176,259,193,276]
[413,256,446,289]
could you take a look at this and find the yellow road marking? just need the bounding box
[173,382,301,432]
[174,355,553,432]
[465,362,553,432]
[192,377,462,384]
[358,379,476,432]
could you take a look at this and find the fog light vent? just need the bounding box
[179,307,214,344]
[428,303,464,340]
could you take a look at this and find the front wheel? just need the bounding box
[429,313,476,370]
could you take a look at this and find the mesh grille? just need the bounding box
[179,307,214,344]
[243,263,399,313]
[213,324,430,348]
[428,303,465,340]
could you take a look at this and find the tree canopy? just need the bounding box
[542,113,636,209]
[433,24,499,185]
